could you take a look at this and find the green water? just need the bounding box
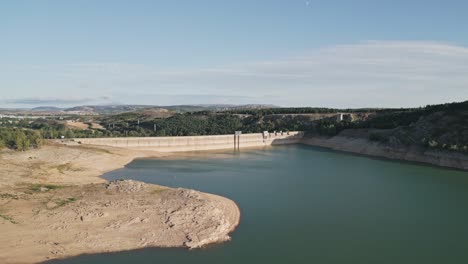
[46,145,468,264]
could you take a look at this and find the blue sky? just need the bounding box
[1,0,467,108]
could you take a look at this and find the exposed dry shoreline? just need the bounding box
[0,144,240,264]
[2,133,467,263]
[302,135,468,171]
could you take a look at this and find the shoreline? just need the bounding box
[301,136,468,171]
[68,130,468,172]
[0,144,241,264]
[2,134,467,263]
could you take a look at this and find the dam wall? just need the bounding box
[73,131,304,152]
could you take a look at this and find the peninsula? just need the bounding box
[0,144,240,264]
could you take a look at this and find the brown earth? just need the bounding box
[0,144,240,264]
[65,121,104,130]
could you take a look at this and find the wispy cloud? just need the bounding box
[1,96,112,106]
[1,41,467,107]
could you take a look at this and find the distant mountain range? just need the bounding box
[1,104,279,116]
[30,106,63,112]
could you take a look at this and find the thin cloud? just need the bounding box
[1,41,467,107]
[2,96,112,106]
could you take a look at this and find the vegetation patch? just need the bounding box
[56,163,72,174]
[0,212,17,224]
[54,197,76,208]
[29,184,64,192]
[75,145,113,155]
[43,197,78,210]
[0,127,43,151]
[0,193,19,200]
[51,162,83,174]
[151,186,168,195]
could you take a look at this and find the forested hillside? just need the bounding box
[1,101,467,153]
[361,101,468,152]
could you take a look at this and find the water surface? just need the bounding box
[48,145,468,264]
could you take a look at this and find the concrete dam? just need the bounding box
[74,131,304,152]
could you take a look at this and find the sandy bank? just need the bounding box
[302,135,468,171]
[0,144,240,264]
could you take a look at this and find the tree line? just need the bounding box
[1,101,466,153]
[0,128,44,151]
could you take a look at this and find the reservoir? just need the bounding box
[47,145,468,264]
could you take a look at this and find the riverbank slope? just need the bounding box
[301,131,468,171]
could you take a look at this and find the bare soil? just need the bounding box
[0,144,240,264]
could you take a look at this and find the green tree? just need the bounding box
[65,129,75,139]
[15,131,27,151]
[31,130,44,148]
[24,137,31,150]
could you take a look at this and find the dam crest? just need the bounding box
[72,131,305,152]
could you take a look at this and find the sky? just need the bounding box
[1,0,467,108]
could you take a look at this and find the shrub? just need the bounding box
[15,131,28,151]
[30,130,44,148]
[65,129,75,139]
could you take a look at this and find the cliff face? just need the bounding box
[301,135,468,171]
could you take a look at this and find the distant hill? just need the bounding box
[0,104,279,116]
[62,104,279,115]
[31,106,63,112]
[164,104,278,113]
[64,105,154,115]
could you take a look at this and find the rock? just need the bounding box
[106,180,147,193]
[46,201,57,209]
